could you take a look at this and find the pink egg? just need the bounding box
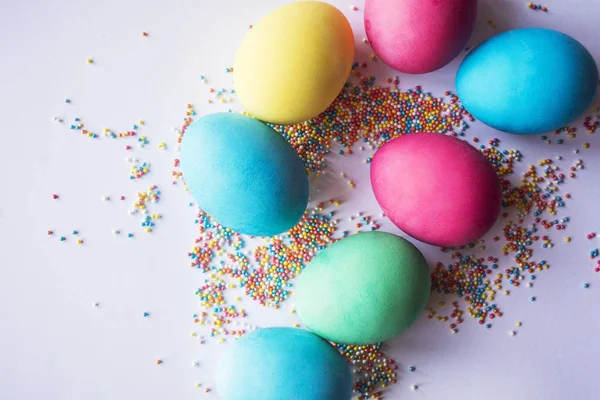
[364,0,478,74]
[370,133,501,248]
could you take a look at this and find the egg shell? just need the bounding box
[234,1,354,124]
[365,0,477,74]
[456,28,599,135]
[179,113,308,236]
[370,133,501,247]
[296,231,431,345]
[215,328,352,400]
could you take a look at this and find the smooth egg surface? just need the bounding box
[457,28,598,134]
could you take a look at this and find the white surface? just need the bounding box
[1,0,600,399]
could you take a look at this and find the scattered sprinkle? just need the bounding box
[129,159,151,180]
[527,2,548,11]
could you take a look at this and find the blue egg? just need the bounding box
[215,328,352,400]
[456,28,598,135]
[180,113,308,236]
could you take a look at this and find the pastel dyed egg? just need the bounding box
[179,113,308,236]
[234,1,354,124]
[296,232,431,345]
[365,0,477,74]
[457,28,599,135]
[215,328,352,400]
[370,133,501,247]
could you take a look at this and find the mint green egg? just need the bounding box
[296,231,431,345]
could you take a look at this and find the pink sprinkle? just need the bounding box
[125,145,132,150]
[52,194,59,199]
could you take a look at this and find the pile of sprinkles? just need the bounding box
[128,159,151,180]
[193,273,250,343]
[430,138,583,332]
[336,342,397,399]
[269,77,469,175]
[188,201,352,307]
[129,185,161,233]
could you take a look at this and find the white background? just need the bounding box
[2,0,600,399]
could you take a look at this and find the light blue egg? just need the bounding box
[215,328,352,400]
[456,28,598,135]
[180,113,308,236]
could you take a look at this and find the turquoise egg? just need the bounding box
[215,328,353,400]
[180,113,308,236]
[456,28,598,135]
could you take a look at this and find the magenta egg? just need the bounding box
[365,0,478,74]
[370,133,502,248]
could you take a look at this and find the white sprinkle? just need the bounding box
[509,331,516,336]
[411,385,419,391]
[93,302,99,307]
[103,196,110,201]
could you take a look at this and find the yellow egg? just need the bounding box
[234,1,354,125]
